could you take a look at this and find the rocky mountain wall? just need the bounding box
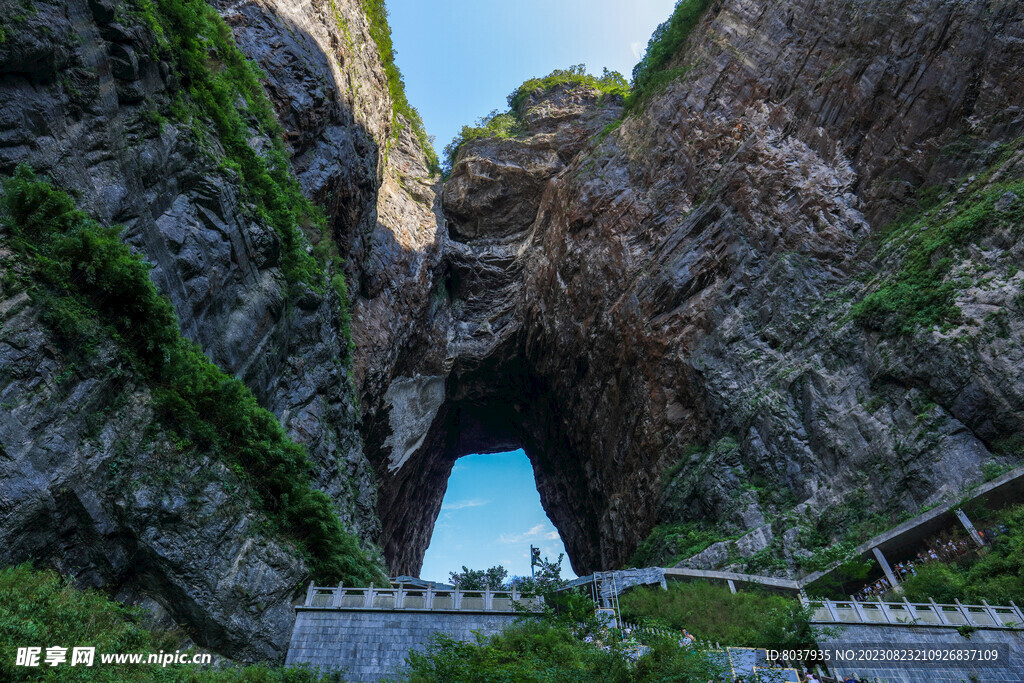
[0,0,437,660]
[363,0,1024,577]
[1,0,1023,660]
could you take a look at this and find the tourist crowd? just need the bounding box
[851,530,994,601]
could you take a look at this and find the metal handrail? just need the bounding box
[301,583,545,612]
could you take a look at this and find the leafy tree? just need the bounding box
[449,565,508,591]
[509,553,568,596]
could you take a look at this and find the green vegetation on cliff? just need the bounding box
[852,151,1024,335]
[132,0,326,291]
[359,0,440,173]
[128,0,357,361]
[443,65,628,171]
[898,503,1024,606]
[0,167,386,587]
[626,0,713,112]
[0,564,337,681]
[507,65,629,115]
[628,522,719,569]
[443,0,717,169]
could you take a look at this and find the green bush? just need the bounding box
[626,0,713,112]
[405,589,727,682]
[619,581,817,648]
[0,564,340,682]
[628,522,719,568]
[0,167,386,587]
[898,563,968,604]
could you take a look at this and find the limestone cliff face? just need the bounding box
[362,0,1024,577]
[2,0,1023,661]
[0,0,435,660]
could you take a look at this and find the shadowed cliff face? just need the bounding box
[0,0,428,660]
[358,0,1024,577]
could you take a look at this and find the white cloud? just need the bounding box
[631,41,645,59]
[441,498,489,511]
[499,524,557,545]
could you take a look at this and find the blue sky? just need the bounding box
[387,0,678,159]
[419,451,576,582]
[388,1,679,582]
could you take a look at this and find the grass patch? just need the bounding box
[0,564,341,681]
[628,522,719,568]
[619,581,818,648]
[625,0,713,113]
[0,167,386,587]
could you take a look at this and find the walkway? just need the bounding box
[577,464,1024,599]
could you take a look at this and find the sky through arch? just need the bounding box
[419,450,577,583]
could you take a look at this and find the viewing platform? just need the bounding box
[808,597,1024,629]
[300,581,545,613]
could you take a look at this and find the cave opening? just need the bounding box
[418,449,575,584]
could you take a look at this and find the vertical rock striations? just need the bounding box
[0,0,437,660]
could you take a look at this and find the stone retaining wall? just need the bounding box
[285,608,529,680]
[820,623,1024,682]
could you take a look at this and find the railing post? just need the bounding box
[425,587,434,610]
[981,600,1000,627]
[824,599,840,622]
[877,598,892,624]
[902,598,917,624]
[364,583,375,609]
[1010,601,1024,627]
[955,599,975,626]
[484,587,493,611]
[511,587,520,603]
[454,587,462,610]
[930,598,947,625]
[396,585,405,610]
[305,581,315,606]
[852,598,868,623]
[332,582,343,608]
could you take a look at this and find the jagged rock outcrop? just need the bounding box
[362,0,1024,577]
